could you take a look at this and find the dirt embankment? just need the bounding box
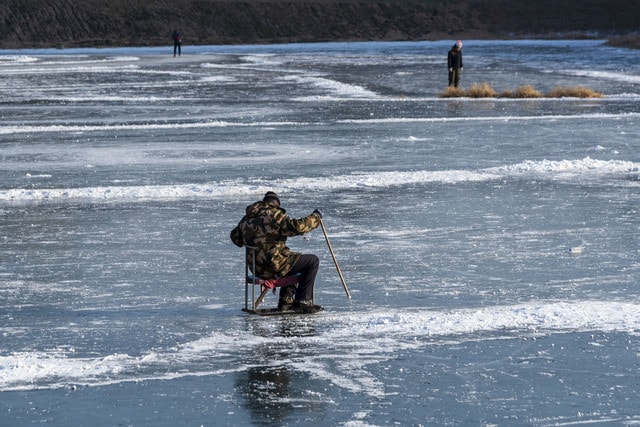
[0,0,638,49]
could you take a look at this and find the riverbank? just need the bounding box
[606,35,640,49]
[0,0,638,49]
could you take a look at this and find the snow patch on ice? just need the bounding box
[0,55,39,64]
[282,75,378,99]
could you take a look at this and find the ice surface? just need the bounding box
[1,40,639,426]
[2,301,640,393]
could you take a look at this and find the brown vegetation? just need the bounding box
[547,86,605,98]
[439,87,466,98]
[501,85,543,98]
[440,83,604,98]
[466,82,497,98]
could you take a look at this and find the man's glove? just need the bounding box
[313,209,323,219]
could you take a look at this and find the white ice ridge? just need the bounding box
[562,69,640,85]
[1,300,639,392]
[0,120,305,135]
[485,157,640,175]
[1,158,638,206]
[338,112,640,124]
[2,112,639,135]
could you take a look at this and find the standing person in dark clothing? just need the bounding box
[172,30,182,57]
[448,40,463,88]
[230,191,324,311]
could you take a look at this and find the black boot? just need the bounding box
[277,295,294,311]
[292,299,324,313]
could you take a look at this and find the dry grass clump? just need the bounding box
[466,82,496,98]
[514,85,543,98]
[440,86,466,98]
[547,85,604,98]
[440,82,604,98]
[500,85,542,98]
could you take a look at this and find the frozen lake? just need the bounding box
[1,40,640,426]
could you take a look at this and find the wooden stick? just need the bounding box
[319,217,352,303]
[254,286,269,310]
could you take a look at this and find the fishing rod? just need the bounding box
[319,217,352,303]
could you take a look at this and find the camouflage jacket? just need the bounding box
[230,200,320,279]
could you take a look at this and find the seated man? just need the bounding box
[230,191,323,311]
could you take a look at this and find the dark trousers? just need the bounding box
[174,42,181,56]
[280,254,319,301]
[449,68,461,88]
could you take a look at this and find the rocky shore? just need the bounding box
[0,0,638,49]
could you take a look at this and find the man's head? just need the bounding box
[263,191,280,206]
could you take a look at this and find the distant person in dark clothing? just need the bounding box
[448,40,463,88]
[172,30,182,57]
